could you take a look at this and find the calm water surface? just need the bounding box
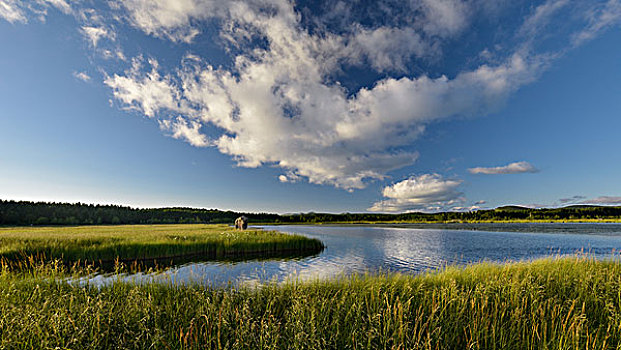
[82,223,621,287]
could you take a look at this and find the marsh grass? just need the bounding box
[0,224,324,269]
[1,256,621,349]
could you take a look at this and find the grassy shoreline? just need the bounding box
[0,224,324,267]
[1,257,621,349]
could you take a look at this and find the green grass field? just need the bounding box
[0,224,324,266]
[1,257,620,349]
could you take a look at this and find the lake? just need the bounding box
[82,223,621,287]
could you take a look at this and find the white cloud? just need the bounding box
[119,0,222,42]
[56,0,615,190]
[278,172,300,183]
[0,0,26,23]
[116,50,126,61]
[572,0,621,46]
[369,174,463,212]
[39,0,71,14]
[117,0,463,71]
[19,0,73,22]
[104,58,188,117]
[419,0,471,38]
[159,117,209,147]
[468,161,539,175]
[518,0,569,40]
[73,71,91,82]
[4,0,620,207]
[347,26,438,72]
[81,26,114,47]
[106,37,543,188]
[107,52,540,188]
[0,0,72,24]
[105,0,544,189]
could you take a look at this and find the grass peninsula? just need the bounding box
[0,224,324,266]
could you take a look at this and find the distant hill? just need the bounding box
[561,205,602,209]
[494,206,532,211]
[2,199,621,226]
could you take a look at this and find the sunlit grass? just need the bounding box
[1,256,621,349]
[0,224,324,265]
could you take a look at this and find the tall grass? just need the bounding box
[1,256,621,349]
[0,224,324,266]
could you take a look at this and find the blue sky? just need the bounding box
[0,0,620,213]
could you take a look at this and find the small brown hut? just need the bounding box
[234,216,248,230]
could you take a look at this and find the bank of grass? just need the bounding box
[1,257,621,349]
[0,224,324,265]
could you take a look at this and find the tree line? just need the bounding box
[0,200,280,226]
[2,200,621,226]
[279,205,621,223]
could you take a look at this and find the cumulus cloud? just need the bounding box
[118,0,473,52]
[159,117,209,147]
[0,0,26,23]
[81,26,114,47]
[106,31,542,189]
[73,71,91,82]
[104,58,188,117]
[119,0,220,42]
[369,174,463,212]
[11,0,618,192]
[419,0,471,38]
[278,172,300,183]
[347,26,437,72]
[103,0,601,190]
[468,161,539,175]
[101,49,127,61]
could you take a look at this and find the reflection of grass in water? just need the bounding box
[0,224,324,269]
[2,256,621,348]
[95,249,322,273]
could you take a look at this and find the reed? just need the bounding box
[1,256,620,349]
[0,224,324,267]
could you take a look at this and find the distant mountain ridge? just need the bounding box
[2,199,621,226]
